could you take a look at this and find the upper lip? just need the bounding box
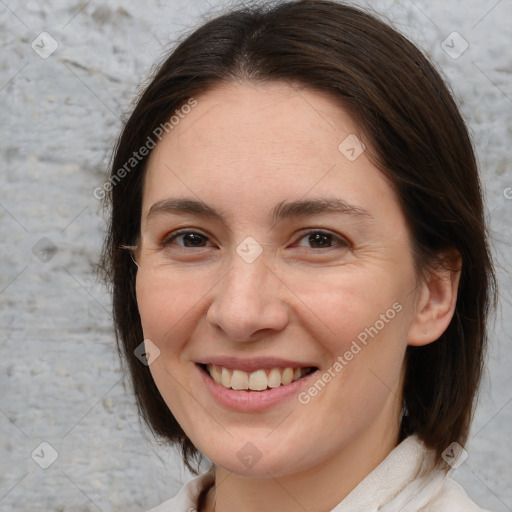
[196,356,318,373]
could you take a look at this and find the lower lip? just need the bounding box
[197,364,319,412]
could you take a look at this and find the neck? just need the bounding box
[211,421,400,512]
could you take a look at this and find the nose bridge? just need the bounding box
[207,244,288,340]
[228,248,270,302]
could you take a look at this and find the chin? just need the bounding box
[202,437,315,479]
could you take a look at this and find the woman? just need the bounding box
[99,1,497,510]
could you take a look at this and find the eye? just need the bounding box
[161,228,350,251]
[162,230,212,248]
[293,229,350,250]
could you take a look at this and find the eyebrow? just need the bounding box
[146,197,373,226]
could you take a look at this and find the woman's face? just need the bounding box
[136,81,424,477]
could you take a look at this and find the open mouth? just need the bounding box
[198,363,318,392]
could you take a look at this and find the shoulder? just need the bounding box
[375,436,492,512]
[422,476,492,512]
[144,471,214,512]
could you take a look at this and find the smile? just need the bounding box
[202,364,317,391]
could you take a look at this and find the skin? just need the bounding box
[135,81,461,512]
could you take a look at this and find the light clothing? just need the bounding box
[146,435,490,511]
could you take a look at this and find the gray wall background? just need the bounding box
[0,0,510,510]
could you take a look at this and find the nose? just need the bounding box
[206,250,290,342]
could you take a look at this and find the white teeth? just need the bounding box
[248,369,268,391]
[206,364,312,391]
[231,369,249,390]
[281,367,294,385]
[267,368,282,388]
[221,367,231,387]
[210,365,222,384]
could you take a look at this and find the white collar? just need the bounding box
[147,435,486,512]
[331,434,443,511]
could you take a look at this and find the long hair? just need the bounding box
[99,0,497,472]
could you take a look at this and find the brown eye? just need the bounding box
[162,230,211,248]
[295,230,350,250]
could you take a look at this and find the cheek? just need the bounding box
[289,266,412,406]
[135,270,205,416]
[135,268,206,349]
[284,264,410,349]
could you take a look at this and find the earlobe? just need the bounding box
[408,250,462,347]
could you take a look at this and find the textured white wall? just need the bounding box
[0,1,510,511]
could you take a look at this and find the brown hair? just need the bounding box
[99,0,497,473]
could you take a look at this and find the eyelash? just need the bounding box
[161,229,351,251]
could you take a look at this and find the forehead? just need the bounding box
[141,80,401,227]
[166,80,361,165]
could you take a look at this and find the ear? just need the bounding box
[408,249,462,346]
